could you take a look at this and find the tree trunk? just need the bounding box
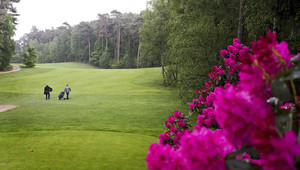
[238,0,246,43]
[128,34,131,57]
[88,38,91,63]
[117,25,121,63]
[137,37,141,68]
[162,64,166,84]
[105,36,108,50]
[114,38,117,61]
[102,37,104,51]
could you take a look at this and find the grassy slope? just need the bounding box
[0,63,190,169]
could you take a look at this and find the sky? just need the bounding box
[14,0,149,40]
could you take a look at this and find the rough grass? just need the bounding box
[0,63,190,169]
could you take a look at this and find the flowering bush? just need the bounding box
[146,30,300,170]
[190,38,246,131]
[160,110,191,149]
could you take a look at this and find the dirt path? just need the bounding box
[0,64,21,74]
[0,105,18,112]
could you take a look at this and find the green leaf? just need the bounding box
[249,163,263,170]
[279,66,300,81]
[226,160,251,170]
[271,80,291,101]
[226,145,255,160]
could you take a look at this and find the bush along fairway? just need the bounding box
[0,63,189,169]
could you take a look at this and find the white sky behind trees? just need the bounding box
[14,0,149,40]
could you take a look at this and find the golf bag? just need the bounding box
[58,91,64,100]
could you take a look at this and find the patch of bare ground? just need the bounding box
[0,64,21,74]
[0,105,18,112]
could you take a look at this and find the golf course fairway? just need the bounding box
[0,63,189,169]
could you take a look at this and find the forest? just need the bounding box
[2,0,300,101]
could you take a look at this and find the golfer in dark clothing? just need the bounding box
[44,85,53,100]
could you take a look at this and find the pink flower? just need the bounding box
[174,110,183,118]
[236,153,251,160]
[252,30,293,78]
[228,68,235,75]
[214,86,273,146]
[233,38,240,44]
[178,119,186,127]
[173,136,179,144]
[208,71,218,80]
[197,115,205,126]
[238,64,269,100]
[178,128,235,169]
[227,45,235,53]
[233,43,243,50]
[193,125,202,131]
[252,117,278,154]
[202,107,214,118]
[183,129,190,135]
[176,131,183,138]
[204,119,212,127]
[220,50,228,58]
[227,45,239,54]
[189,99,199,110]
[159,132,171,145]
[239,46,253,64]
[229,53,236,61]
[171,125,177,133]
[165,120,170,128]
[189,103,195,110]
[168,116,175,124]
[224,83,231,89]
[249,159,263,166]
[261,131,300,170]
[280,102,295,110]
[214,66,225,75]
[146,143,176,170]
[224,58,235,67]
[205,92,215,107]
[218,69,225,75]
[159,133,166,145]
[276,41,294,67]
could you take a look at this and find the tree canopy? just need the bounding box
[0,0,19,71]
[13,0,300,101]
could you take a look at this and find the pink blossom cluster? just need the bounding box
[147,31,300,169]
[147,128,235,170]
[214,85,275,146]
[280,102,296,110]
[236,153,262,166]
[214,30,300,169]
[251,30,294,78]
[260,131,300,170]
[161,110,190,148]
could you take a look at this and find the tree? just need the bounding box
[244,0,300,53]
[110,10,123,63]
[140,0,170,68]
[238,0,246,43]
[0,15,15,71]
[58,30,71,62]
[22,45,38,68]
[17,11,143,68]
[0,0,20,25]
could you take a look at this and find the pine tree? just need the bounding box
[22,45,38,68]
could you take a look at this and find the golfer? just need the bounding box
[64,84,71,100]
[44,85,53,100]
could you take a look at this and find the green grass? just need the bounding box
[0,63,190,169]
